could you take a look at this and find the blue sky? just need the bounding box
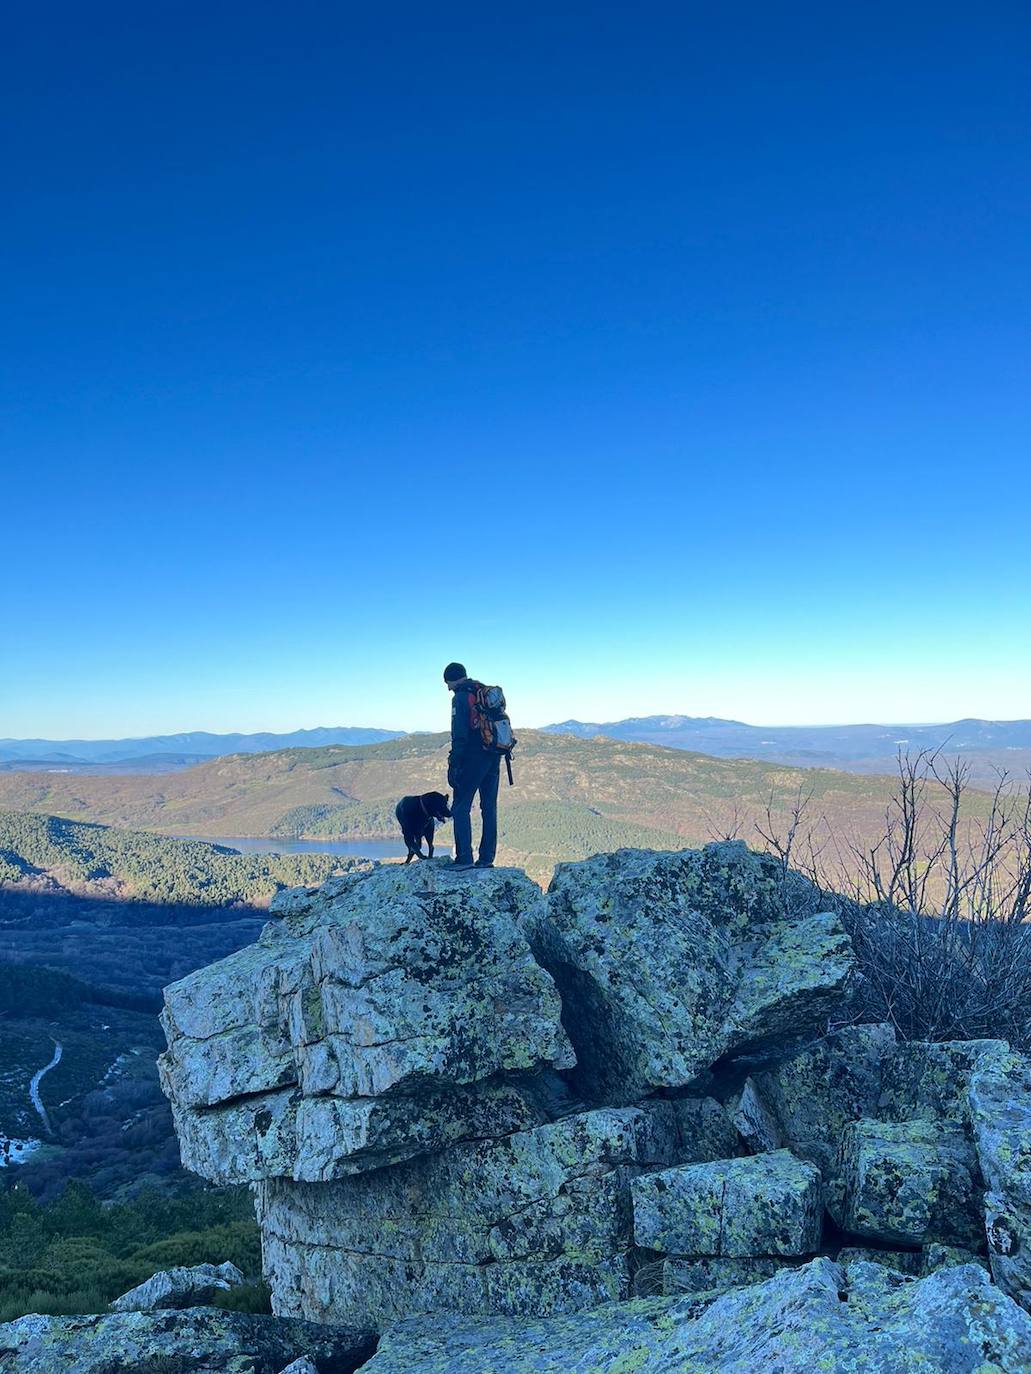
[2,3,1029,737]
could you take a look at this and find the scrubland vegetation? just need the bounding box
[748,750,1031,1048]
[0,1182,263,1322]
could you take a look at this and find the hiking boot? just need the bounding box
[474,860,495,869]
[448,859,475,870]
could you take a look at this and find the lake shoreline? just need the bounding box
[174,834,415,861]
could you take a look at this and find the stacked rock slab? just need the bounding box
[259,1104,688,1325]
[743,1022,897,1212]
[160,842,860,1327]
[838,1118,983,1247]
[159,865,574,1183]
[632,1150,824,1259]
[735,1029,1020,1273]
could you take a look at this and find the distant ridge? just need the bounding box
[546,715,749,738]
[0,726,405,770]
[540,715,1031,787]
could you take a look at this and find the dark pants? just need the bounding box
[451,752,501,865]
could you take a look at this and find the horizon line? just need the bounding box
[0,712,1024,746]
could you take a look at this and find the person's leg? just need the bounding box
[476,756,501,866]
[450,767,478,864]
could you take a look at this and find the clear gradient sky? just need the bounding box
[3,4,1029,738]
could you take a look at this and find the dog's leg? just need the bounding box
[426,821,435,859]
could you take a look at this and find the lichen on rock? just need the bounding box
[159,864,573,1184]
[838,1118,984,1248]
[535,841,855,1104]
[360,1259,1031,1373]
[631,1150,824,1258]
[0,1309,375,1374]
[968,1042,1031,1308]
[256,1103,687,1327]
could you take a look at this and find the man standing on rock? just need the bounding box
[444,661,499,870]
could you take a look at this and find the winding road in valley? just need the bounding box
[30,1040,62,1136]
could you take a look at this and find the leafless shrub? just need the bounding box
[755,782,827,884]
[754,751,1031,1048]
[702,802,748,843]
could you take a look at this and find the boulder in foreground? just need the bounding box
[361,1259,1031,1374]
[0,1308,376,1374]
[109,1260,245,1312]
[159,864,572,1183]
[537,842,855,1102]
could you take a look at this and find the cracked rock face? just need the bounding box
[360,1259,1031,1374]
[746,1022,895,1213]
[838,1119,984,1248]
[256,1103,711,1328]
[536,842,856,1103]
[632,1150,824,1258]
[969,1044,1031,1308]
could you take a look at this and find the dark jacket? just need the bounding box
[449,680,486,776]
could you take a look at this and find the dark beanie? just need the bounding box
[443,661,467,683]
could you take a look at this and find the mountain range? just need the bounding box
[4,717,1028,787]
[0,726,403,771]
[541,715,1031,786]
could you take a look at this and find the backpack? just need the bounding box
[469,682,517,784]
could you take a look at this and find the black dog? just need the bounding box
[395,791,451,862]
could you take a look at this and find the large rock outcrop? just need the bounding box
[157,840,1031,1358]
[160,844,859,1329]
[258,1104,690,1326]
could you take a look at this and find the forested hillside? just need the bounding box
[0,811,354,907]
[0,818,375,1218]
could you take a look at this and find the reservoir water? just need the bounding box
[181,835,409,860]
